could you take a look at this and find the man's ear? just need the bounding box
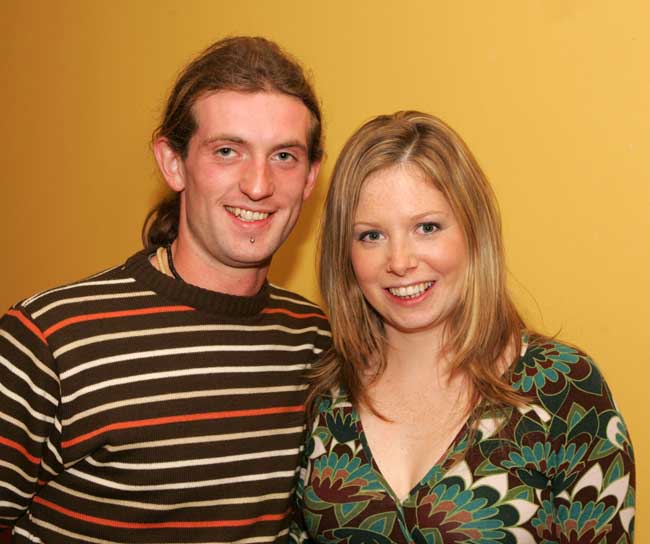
[153,137,185,192]
[302,159,321,201]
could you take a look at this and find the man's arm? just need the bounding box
[0,306,61,528]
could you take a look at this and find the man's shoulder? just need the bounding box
[267,284,327,316]
[265,284,331,339]
[10,251,144,322]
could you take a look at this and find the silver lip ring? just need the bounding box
[249,237,255,244]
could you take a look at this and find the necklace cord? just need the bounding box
[165,244,185,282]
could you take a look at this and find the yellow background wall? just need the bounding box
[2,0,648,538]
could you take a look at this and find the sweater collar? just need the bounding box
[124,249,270,318]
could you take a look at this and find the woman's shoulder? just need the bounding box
[307,388,361,450]
[313,387,354,417]
[512,333,622,421]
[514,333,599,388]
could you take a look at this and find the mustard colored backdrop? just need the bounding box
[2,0,648,538]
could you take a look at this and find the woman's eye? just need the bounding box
[418,222,440,234]
[359,230,383,242]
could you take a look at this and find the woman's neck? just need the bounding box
[382,325,456,387]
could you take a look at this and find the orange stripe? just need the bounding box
[262,308,327,320]
[43,306,194,338]
[62,404,304,448]
[7,309,47,344]
[33,496,287,528]
[0,436,40,464]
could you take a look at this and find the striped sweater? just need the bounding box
[0,249,331,543]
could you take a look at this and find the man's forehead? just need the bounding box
[193,90,310,123]
[189,90,312,146]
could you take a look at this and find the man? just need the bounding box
[0,37,330,543]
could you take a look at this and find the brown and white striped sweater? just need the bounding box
[0,250,331,543]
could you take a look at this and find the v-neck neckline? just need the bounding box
[351,335,530,506]
[354,404,471,506]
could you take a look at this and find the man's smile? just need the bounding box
[225,205,272,222]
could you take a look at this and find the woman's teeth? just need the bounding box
[388,281,433,299]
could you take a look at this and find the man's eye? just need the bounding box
[359,231,383,242]
[418,222,440,234]
[216,147,235,157]
[275,151,295,161]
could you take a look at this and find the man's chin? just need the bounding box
[226,252,274,270]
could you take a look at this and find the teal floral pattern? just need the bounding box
[291,336,635,543]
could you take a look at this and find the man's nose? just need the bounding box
[386,239,417,276]
[239,159,275,200]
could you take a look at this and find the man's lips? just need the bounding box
[225,206,272,222]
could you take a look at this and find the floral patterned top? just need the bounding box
[291,336,635,543]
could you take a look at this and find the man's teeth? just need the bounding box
[226,207,270,222]
[388,282,433,298]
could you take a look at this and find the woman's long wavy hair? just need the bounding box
[310,111,526,418]
[142,36,323,249]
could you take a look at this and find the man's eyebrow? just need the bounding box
[200,136,308,154]
[202,134,246,146]
[272,140,308,152]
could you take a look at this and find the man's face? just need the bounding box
[168,90,319,275]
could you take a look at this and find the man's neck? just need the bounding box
[160,240,269,297]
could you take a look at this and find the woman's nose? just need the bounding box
[386,240,417,275]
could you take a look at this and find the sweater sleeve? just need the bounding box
[0,307,62,528]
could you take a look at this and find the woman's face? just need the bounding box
[350,165,468,338]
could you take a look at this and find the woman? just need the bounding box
[291,112,635,543]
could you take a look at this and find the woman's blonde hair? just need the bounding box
[311,111,525,415]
